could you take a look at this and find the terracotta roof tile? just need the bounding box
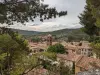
[25,68,48,75]
[57,53,80,62]
[57,53,100,70]
[76,56,100,70]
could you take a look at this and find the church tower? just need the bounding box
[47,34,52,46]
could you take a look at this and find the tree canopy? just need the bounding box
[0,0,67,25]
[31,36,41,43]
[79,5,98,36]
[47,43,66,54]
[79,0,100,36]
[87,0,100,27]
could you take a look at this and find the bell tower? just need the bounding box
[47,34,52,46]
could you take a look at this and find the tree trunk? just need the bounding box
[7,49,10,75]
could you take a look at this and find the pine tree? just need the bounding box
[79,5,98,36]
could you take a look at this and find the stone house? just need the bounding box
[28,42,47,54]
[65,41,93,57]
[76,46,92,57]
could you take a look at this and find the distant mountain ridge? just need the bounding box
[41,28,87,35]
[12,28,88,36]
[12,28,89,41]
[12,29,40,35]
[40,28,89,41]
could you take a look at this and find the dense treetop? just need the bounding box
[87,0,100,27]
[79,0,100,36]
[79,5,98,36]
[47,43,66,54]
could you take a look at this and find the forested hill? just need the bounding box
[12,28,86,36]
[40,28,89,41]
[12,29,40,35]
[41,28,85,35]
[12,28,89,41]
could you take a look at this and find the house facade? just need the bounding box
[28,42,47,54]
[66,41,93,57]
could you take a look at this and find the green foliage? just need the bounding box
[47,43,66,54]
[87,0,100,27]
[0,53,7,69]
[79,5,98,36]
[39,57,71,75]
[0,0,67,25]
[40,28,89,42]
[0,53,7,61]
[59,62,71,75]
[90,36,100,58]
[91,42,100,58]
[0,33,31,74]
[10,55,39,75]
[31,36,41,43]
[0,34,18,74]
[42,52,57,60]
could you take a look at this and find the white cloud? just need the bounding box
[0,0,86,32]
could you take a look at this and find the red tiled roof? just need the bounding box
[57,53,80,62]
[28,42,47,49]
[76,56,100,70]
[25,68,48,75]
[65,45,77,50]
[28,42,38,46]
[57,53,100,70]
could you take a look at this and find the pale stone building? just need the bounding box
[65,41,93,57]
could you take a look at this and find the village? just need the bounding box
[0,0,100,75]
[27,34,100,75]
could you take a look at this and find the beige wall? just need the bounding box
[75,66,80,75]
[64,60,73,69]
[57,58,73,69]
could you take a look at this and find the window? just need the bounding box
[89,49,92,52]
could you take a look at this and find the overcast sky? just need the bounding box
[1,0,86,32]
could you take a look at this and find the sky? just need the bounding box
[0,0,86,32]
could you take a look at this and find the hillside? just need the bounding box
[41,28,85,35]
[12,28,86,36]
[12,29,40,35]
[12,28,89,41]
[40,28,89,41]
